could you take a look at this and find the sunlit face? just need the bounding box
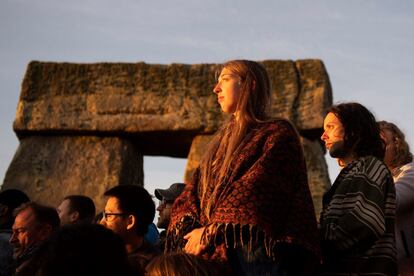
[10,208,46,259]
[213,67,242,114]
[321,112,346,158]
[381,129,396,168]
[99,197,129,240]
[57,199,74,225]
[156,200,173,229]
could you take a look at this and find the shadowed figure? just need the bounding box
[38,223,134,276]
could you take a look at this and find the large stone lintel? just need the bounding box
[4,59,333,214]
[14,60,332,141]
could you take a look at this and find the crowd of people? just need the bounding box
[0,59,412,276]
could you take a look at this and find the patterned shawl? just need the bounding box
[167,119,320,261]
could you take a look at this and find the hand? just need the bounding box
[183,227,207,255]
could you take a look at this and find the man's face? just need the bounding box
[10,208,46,259]
[321,112,347,158]
[57,199,74,225]
[99,197,129,240]
[156,199,173,229]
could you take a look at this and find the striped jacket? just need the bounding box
[320,156,398,276]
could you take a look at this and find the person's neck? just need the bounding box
[337,154,356,168]
[125,235,144,254]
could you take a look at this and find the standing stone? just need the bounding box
[2,136,143,211]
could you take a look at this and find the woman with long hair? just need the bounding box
[167,60,320,275]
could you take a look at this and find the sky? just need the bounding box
[1,0,414,203]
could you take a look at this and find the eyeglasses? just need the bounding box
[102,211,127,222]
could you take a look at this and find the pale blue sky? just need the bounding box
[1,0,413,199]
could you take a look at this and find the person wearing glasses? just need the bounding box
[154,183,185,250]
[10,202,60,276]
[100,185,160,275]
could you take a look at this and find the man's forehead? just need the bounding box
[106,196,122,210]
[60,199,71,208]
[14,208,36,227]
[325,113,341,123]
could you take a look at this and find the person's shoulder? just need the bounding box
[394,161,414,180]
[351,156,388,172]
[353,156,393,186]
[400,161,414,172]
[363,155,387,167]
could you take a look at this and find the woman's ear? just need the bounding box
[126,214,136,230]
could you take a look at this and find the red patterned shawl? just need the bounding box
[167,119,320,261]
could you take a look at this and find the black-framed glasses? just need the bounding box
[102,211,127,222]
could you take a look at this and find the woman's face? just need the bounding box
[213,67,242,114]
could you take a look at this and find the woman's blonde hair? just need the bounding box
[199,60,272,219]
[145,252,224,276]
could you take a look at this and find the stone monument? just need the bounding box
[2,60,332,215]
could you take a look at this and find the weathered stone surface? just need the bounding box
[1,136,143,211]
[184,135,212,182]
[14,62,222,137]
[294,60,333,132]
[14,60,331,139]
[185,135,330,217]
[3,59,333,216]
[301,137,331,216]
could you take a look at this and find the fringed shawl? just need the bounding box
[167,119,320,262]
